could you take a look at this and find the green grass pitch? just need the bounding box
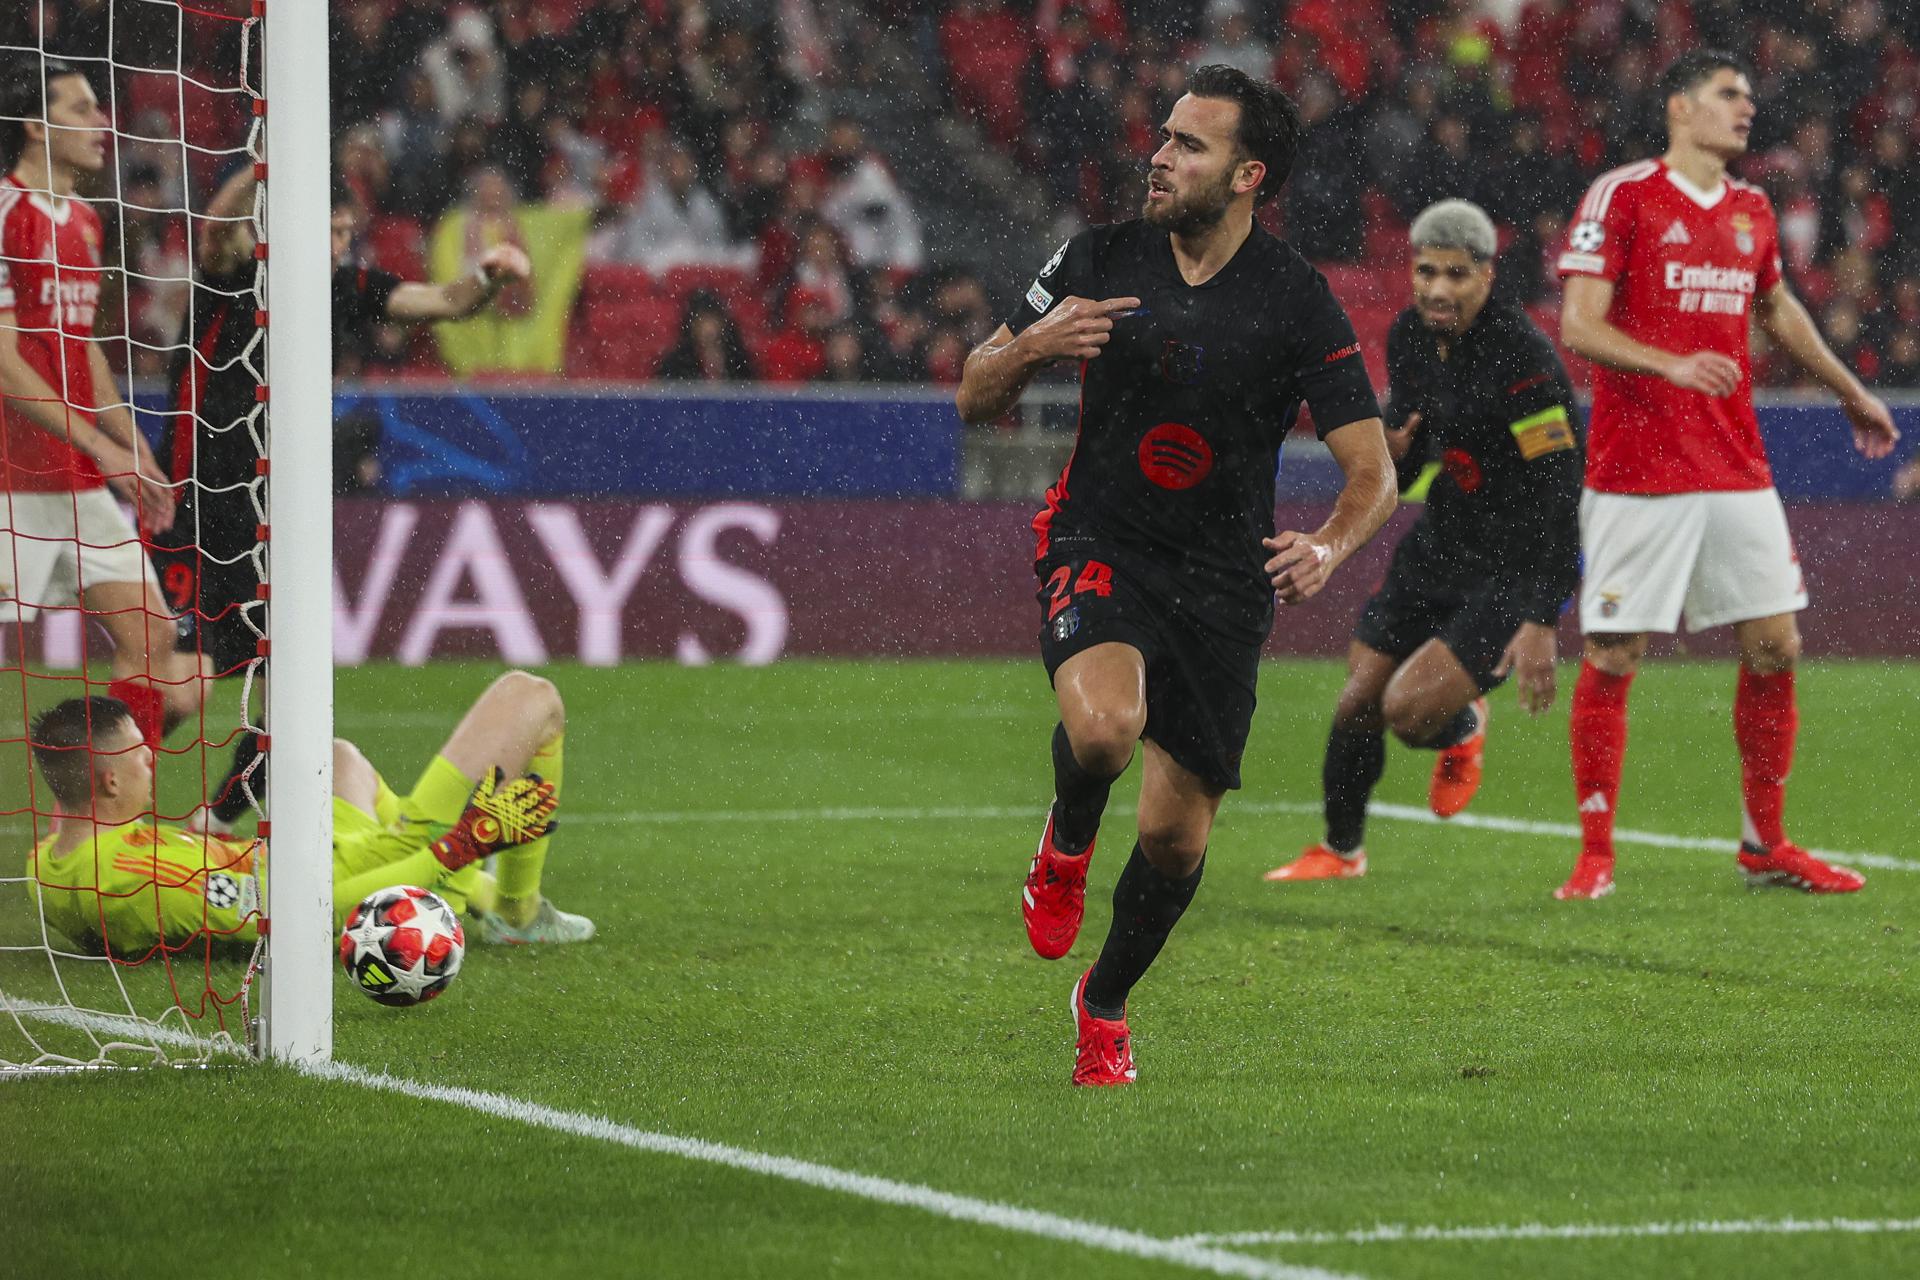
[4,657,1920,1279]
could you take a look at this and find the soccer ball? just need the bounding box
[338,886,466,1007]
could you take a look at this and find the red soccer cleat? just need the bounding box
[1022,810,1092,960]
[1429,698,1488,818]
[1554,851,1616,900]
[1264,844,1367,882]
[1070,968,1135,1087]
[1737,842,1865,894]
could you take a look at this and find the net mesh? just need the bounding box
[0,0,271,1069]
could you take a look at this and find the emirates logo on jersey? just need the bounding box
[1137,422,1213,490]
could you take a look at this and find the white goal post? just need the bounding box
[259,0,332,1065]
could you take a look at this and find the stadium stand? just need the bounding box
[9,0,1920,390]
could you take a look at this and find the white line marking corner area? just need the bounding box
[299,1059,1357,1280]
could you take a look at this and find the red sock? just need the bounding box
[1570,662,1633,858]
[107,679,166,748]
[1734,667,1796,850]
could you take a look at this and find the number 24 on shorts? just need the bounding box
[1044,560,1114,619]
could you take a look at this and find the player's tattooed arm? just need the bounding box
[1755,282,1901,460]
[1264,416,1395,605]
[1560,275,1741,396]
[955,296,1141,423]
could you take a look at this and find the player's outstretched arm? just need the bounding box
[954,295,1141,424]
[1755,282,1901,460]
[384,243,533,323]
[1561,275,1740,396]
[1264,416,1395,605]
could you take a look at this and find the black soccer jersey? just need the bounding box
[156,260,399,560]
[1381,297,1582,623]
[161,261,258,495]
[161,262,399,482]
[1006,220,1380,629]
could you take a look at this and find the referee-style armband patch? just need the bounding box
[1509,405,1576,460]
[1400,461,1440,502]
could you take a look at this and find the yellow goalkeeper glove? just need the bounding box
[429,768,559,872]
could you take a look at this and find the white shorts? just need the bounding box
[0,487,162,622]
[1579,487,1806,635]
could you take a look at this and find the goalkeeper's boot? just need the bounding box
[1429,698,1488,818]
[473,897,597,945]
[428,769,559,873]
[1263,843,1367,882]
[1554,850,1616,900]
[1070,967,1135,1087]
[1023,809,1092,960]
[1736,841,1864,894]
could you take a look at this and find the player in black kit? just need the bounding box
[956,65,1396,1086]
[1265,200,1582,884]
[152,166,531,833]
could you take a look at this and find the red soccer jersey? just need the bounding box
[1557,158,1783,494]
[0,174,106,492]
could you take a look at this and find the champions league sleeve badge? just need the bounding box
[1569,220,1606,253]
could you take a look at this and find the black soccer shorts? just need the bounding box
[1353,545,1528,694]
[1035,544,1263,791]
[150,505,263,679]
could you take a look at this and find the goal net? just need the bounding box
[0,0,331,1071]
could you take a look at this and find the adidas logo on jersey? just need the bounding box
[1579,791,1611,814]
[1660,220,1691,246]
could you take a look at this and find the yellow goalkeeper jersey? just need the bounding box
[27,822,261,956]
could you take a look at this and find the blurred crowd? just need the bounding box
[980,0,1920,391]
[7,0,1920,390]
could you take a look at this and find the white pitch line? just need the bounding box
[1,995,246,1069]
[563,799,1916,873]
[302,1059,1362,1280]
[1179,1216,1920,1247]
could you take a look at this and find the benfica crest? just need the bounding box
[1731,212,1755,256]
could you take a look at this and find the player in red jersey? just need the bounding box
[0,60,204,745]
[1553,51,1900,899]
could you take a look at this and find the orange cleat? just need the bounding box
[1022,810,1092,959]
[1070,968,1135,1087]
[1429,698,1488,818]
[1264,844,1367,882]
[1737,842,1864,894]
[1554,851,1616,900]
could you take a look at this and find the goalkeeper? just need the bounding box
[25,671,592,957]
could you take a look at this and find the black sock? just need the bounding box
[211,731,265,824]
[1324,724,1386,854]
[1081,843,1205,1017]
[1050,722,1118,854]
[1428,702,1481,750]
